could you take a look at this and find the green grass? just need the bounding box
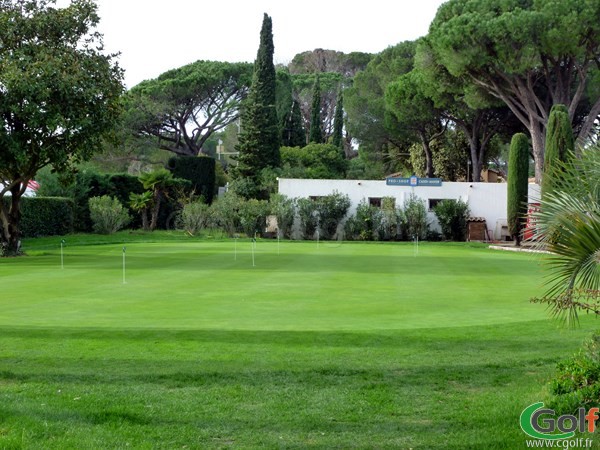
[1,232,598,448]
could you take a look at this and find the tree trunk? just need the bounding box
[530,122,545,184]
[470,139,482,183]
[149,191,161,231]
[420,133,434,178]
[0,185,24,256]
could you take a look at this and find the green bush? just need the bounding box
[433,199,470,241]
[379,197,402,240]
[403,193,429,240]
[238,198,269,237]
[167,156,216,204]
[344,199,382,241]
[73,170,111,232]
[208,192,243,236]
[88,196,131,234]
[315,191,351,239]
[178,201,210,236]
[296,198,318,240]
[548,332,600,414]
[269,194,295,239]
[9,196,74,238]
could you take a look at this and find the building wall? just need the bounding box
[278,178,541,240]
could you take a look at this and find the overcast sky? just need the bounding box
[86,0,447,88]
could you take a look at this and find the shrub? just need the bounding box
[403,193,428,240]
[548,332,600,415]
[208,192,243,236]
[179,201,210,235]
[433,199,470,241]
[8,196,74,238]
[88,195,131,234]
[344,199,382,241]
[73,170,111,232]
[167,156,216,204]
[379,197,402,240]
[238,198,269,237]
[269,194,295,238]
[296,198,318,239]
[316,191,351,239]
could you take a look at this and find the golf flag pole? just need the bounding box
[234,236,237,261]
[277,228,280,256]
[60,239,65,269]
[122,246,127,284]
[252,237,256,267]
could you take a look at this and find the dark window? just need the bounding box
[428,198,453,211]
[368,197,382,208]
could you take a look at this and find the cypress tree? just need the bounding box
[309,74,323,144]
[235,13,281,184]
[331,89,344,152]
[542,104,574,198]
[281,100,306,147]
[507,133,530,246]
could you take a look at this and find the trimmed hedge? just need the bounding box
[2,196,74,238]
[167,156,216,204]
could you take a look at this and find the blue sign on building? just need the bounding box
[386,177,442,187]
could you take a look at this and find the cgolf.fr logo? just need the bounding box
[520,402,598,440]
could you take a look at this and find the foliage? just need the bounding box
[0,0,124,255]
[167,156,216,204]
[548,332,600,414]
[280,144,347,179]
[138,169,181,231]
[269,194,295,239]
[427,0,600,182]
[238,198,269,237]
[1,197,73,242]
[73,170,112,232]
[34,166,75,198]
[529,146,600,325]
[344,41,416,173]
[296,198,318,240]
[344,200,383,241]
[315,191,351,239]
[280,100,306,147]
[542,104,575,199]
[208,192,242,236]
[124,60,252,157]
[235,14,281,193]
[403,193,429,240]
[507,133,530,246]
[129,191,153,231]
[433,199,470,241]
[178,200,210,236]
[309,74,324,144]
[386,69,447,178]
[331,90,344,151]
[88,196,131,235]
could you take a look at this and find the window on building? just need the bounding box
[368,197,382,208]
[428,198,454,211]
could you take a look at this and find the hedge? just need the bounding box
[2,196,74,238]
[167,156,216,204]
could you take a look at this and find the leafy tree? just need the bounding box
[235,13,281,192]
[289,49,371,76]
[428,0,600,182]
[345,41,416,174]
[281,100,306,147]
[331,90,344,152]
[416,38,519,182]
[138,169,177,231]
[530,146,600,325]
[507,133,530,246]
[309,74,324,143]
[386,70,447,178]
[129,191,153,231]
[0,0,123,255]
[280,144,347,179]
[542,104,575,198]
[125,60,252,157]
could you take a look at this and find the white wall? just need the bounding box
[278,178,541,240]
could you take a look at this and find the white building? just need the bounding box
[278,177,541,241]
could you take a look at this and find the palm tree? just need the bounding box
[530,146,600,325]
[138,169,175,231]
[129,191,153,231]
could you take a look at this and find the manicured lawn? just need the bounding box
[0,233,597,448]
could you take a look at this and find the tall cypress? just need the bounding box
[507,133,530,246]
[281,100,306,147]
[331,89,344,152]
[235,13,281,182]
[309,74,323,144]
[542,104,574,199]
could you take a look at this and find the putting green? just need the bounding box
[0,240,542,330]
[1,239,547,331]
